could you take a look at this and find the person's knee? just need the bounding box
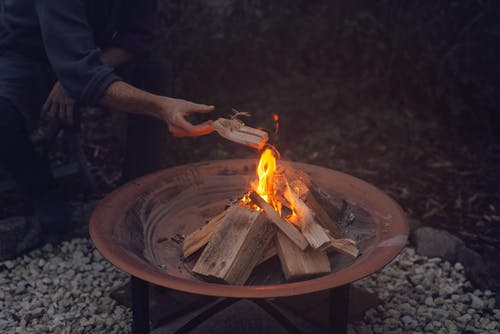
[123,56,172,96]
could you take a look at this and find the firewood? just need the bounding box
[249,192,309,251]
[192,205,276,285]
[327,236,359,258]
[275,232,331,281]
[182,210,227,258]
[212,118,268,150]
[257,240,277,265]
[284,167,345,226]
[283,184,331,250]
[289,179,343,238]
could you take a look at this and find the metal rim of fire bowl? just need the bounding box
[90,159,409,299]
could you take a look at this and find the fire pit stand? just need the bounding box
[130,276,350,334]
[90,159,408,334]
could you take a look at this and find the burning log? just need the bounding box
[283,184,331,250]
[192,206,276,285]
[285,171,360,257]
[182,210,227,258]
[212,117,268,150]
[275,232,331,281]
[289,179,343,238]
[249,191,309,251]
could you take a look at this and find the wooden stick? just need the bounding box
[182,210,227,258]
[327,236,360,258]
[283,184,331,250]
[257,240,277,265]
[249,192,309,251]
[284,167,345,226]
[213,118,268,150]
[192,205,275,285]
[275,232,331,281]
[289,179,343,238]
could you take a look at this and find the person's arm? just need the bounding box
[100,47,136,69]
[100,81,214,137]
[37,0,213,136]
[43,47,136,125]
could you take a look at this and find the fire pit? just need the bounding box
[90,159,408,333]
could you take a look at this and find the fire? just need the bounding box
[240,114,286,216]
[254,147,282,215]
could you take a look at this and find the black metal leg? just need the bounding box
[329,285,350,334]
[252,299,302,334]
[174,298,239,334]
[131,276,150,334]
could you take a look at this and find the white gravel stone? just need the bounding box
[354,247,499,333]
[470,294,485,309]
[1,240,499,334]
[0,238,130,333]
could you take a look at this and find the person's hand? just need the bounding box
[42,81,75,126]
[160,97,215,137]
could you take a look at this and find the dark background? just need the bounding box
[1,0,499,289]
[154,0,500,255]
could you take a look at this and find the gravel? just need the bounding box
[0,239,498,333]
[0,239,130,334]
[352,247,499,334]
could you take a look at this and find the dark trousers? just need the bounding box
[0,97,57,200]
[0,56,171,227]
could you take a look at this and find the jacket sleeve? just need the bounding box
[109,0,157,55]
[35,0,121,106]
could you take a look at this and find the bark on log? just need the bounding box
[192,206,275,285]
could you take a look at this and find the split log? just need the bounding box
[212,118,268,150]
[275,232,331,281]
[257,241,277,265]
[249,192,309,251]
[283,184,331,250]
[182,211,227,258]
[284,167,345,228]
[327,237,359,258]
[289,179,343,238]
[192,206,275,285]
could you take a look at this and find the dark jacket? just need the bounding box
[0,0,156,122]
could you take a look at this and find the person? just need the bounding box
[0,0,215,258]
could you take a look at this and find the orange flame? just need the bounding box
[254,148,282,214]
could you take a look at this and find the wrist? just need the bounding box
[152,96,176,120]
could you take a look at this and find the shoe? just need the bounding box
[0,216,41,261]
[33,186,74,234]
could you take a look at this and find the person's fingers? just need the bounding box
[185,103,215,115]
[176,118,214,136]
[168,124,190,137]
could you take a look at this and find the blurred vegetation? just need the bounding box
[158,0,499,140]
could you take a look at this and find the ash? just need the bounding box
[0,239,498,333]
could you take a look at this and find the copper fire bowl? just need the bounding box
[90,159,408,298]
